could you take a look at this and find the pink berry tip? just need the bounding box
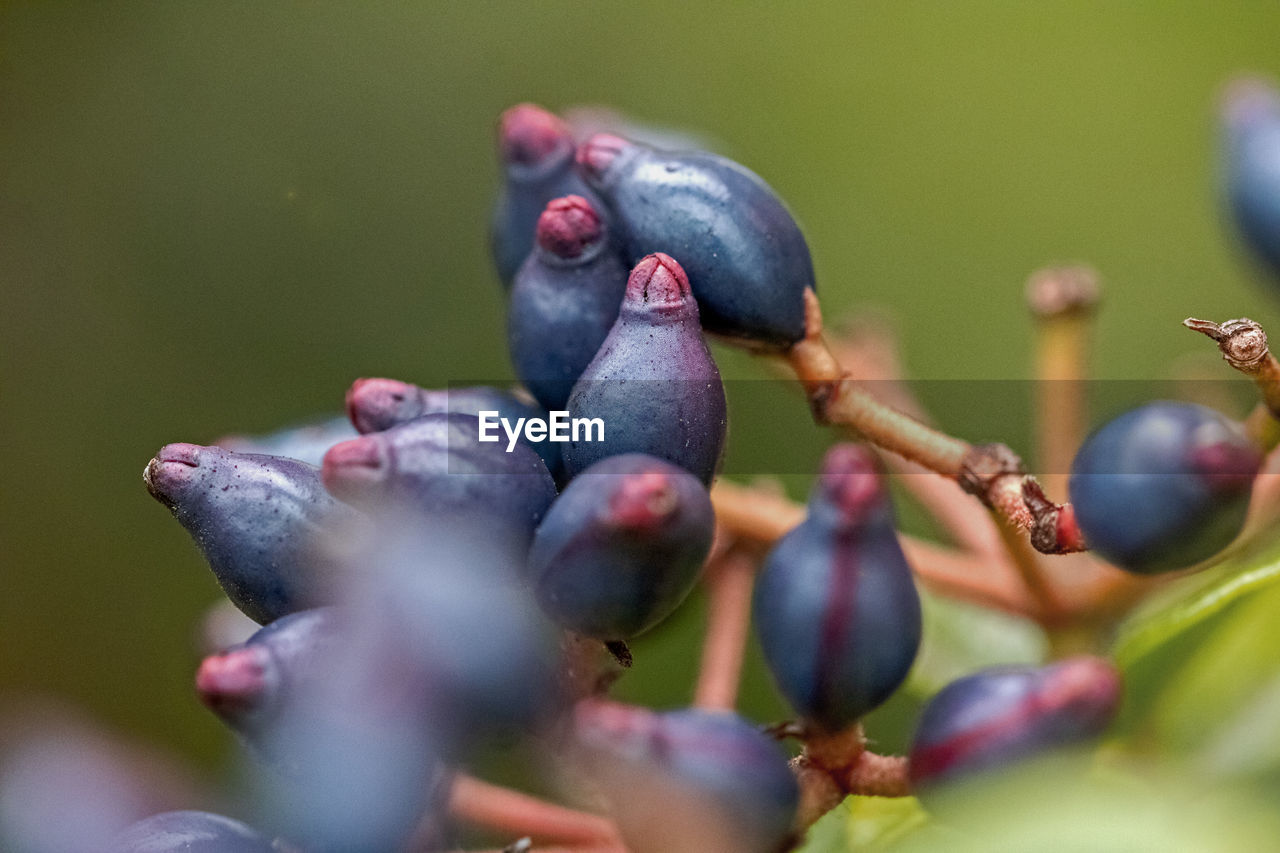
[576,133,631,182]
[626,253,692,308]
[143,442,204,499]
[195,646,271,717]
[607,470,679,530]
[499,103,572,167]
[818,444,884,521]
[536,195,604,258]
[321,435,388,494]
[1039,656,1123,723]
[346,377,417,434]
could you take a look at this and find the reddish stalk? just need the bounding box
[693,545,760,710]
[782,289,1083,554]
[446,774,624,850]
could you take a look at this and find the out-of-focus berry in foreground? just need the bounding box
[577,132,815,347]
[527,453,714,639]
[107,811,275,853]
[1068,401,1261,573]
[572,700,799,853]
[909,656,1122,789]
[753,444,922,733]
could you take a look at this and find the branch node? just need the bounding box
[1184,317,1270,371]
[1023,478,1088,555]
[958,443,1025,505]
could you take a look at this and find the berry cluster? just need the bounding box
[50,90,1280,851]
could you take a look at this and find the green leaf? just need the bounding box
[796,796,930,852]
[1111,523,1280,778]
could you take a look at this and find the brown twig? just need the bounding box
[789,725,911,830]
[1028,266,1099,499]
[446,774,625,850]
[692,544,760,710]
[1185,316,1280,450]
[784,289,1083,554]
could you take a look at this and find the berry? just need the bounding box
[507,195,629,410]
[909,656,1122,789]
[345,378,563,478]
[196,608,343,741]
[576,133,815,347]
[1068,401,1261,573]
[563,254,727,485]
[0,711,197,853]
[573,701,798,853]
[753,444,922,732]
[321,413,558,567]
[1221,78,1280,279]
[143,444,355,624]
[491,103,605,288]
[198,602,446,852]
[107,811,274,853]
[216,415,357,467]
[527,454,713,639]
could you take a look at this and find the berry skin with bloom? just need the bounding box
[577,132,815,348]
[491,103,606,289]
[563,253,727,485]
[527,453,714,639]
[909,656,1123,788]
[1068,401,1262,573]
[143,444,355,624]
[508,195,629,411]
[753,444,922,733]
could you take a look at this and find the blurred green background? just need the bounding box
[4,0,1280,780]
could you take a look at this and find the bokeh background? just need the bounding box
[4,0,1280,785]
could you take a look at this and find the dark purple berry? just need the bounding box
[1068,401,1261,573]
[573,701,798,853]
[216,415,357,467]
[345,378,564,478]
[491,103,605,288]
[563,253,727,485]
[753,444,922,732]
[321,413,557,568]
[107,811,274,853]
[143,444,355,624]
[577,132,814,347]
[508,195,629,410]
[1221,78,1280,280]
[527,454,713,639]
[909,656,1122,788]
